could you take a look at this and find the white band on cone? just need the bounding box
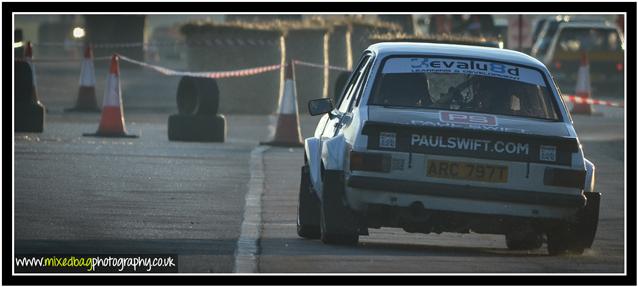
[79,59,96,87]
[575,64,591,94]
[278,79,298,115]
[102,74,121,107]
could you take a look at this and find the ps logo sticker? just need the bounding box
[379,132,396,149]
[440,111,497,126]
[540,145,557,162]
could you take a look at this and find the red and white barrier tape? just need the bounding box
[23,51,347,79]
[117,55,281,79]
[562,95,624,108]
[27,56,112,63]
[293,60,350,72]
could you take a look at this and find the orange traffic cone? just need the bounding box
[66,45,100,112]
[83,54,137,138]
[261,60,303,147]
[571,53,594,115]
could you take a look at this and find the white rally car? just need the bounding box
[297,42,599,255]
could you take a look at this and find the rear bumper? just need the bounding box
[347,175,586,208]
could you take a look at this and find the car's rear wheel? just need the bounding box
[297,165,320,239]
[505,232,544,251]
[547,192,600,256]
[319,170,359,245]
[547,227,585,255]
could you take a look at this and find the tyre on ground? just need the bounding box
[319,170,359,245]
[167,114,226,142]
[176,76,220,116]
[15,60,45,133]
[297,165,321,239]
[546,192,600,255]
[505,232,544,251]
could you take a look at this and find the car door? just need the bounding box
[321,53,373,140]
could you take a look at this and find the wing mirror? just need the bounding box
[308,98,334,116]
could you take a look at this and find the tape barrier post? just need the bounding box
[261,60,303,147]
[83,55,138,138]
[66,45,100,112]
[571,53,595,115]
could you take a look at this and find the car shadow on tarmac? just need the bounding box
[261,237,554,258]
[356,240,549,257]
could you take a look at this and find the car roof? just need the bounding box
[368,42,547,69]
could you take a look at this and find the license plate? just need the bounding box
[426,160,508,183]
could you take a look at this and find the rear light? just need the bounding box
[554,60,561,70]
[616,63,623,72]
[543,168,586,189]
[350,151,391,173]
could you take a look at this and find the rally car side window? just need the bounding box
[338,54,372,113]
[352,56,375,109]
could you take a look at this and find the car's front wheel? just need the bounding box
[297,165,320,239]
[319,170,359,245]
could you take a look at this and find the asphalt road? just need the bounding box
[14,109,625,274]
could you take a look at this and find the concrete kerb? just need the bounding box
[233,145,270,273]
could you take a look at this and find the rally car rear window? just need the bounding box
[369,56,560,121]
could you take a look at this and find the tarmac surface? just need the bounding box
[14,109,625,274]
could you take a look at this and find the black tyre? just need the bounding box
[297,165,320,239]
[574,192,600,248]
[319,170,359,245]
[547,226,585,256]
[176,76,220,116]
[15,102,45,133]
[167,114,226,142]
[505,232,543,251]
[547,192,600,256]
[15,60,37,105]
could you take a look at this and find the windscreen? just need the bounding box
[370,57,560,120]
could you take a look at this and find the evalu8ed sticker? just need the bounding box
[379,132,396,149]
